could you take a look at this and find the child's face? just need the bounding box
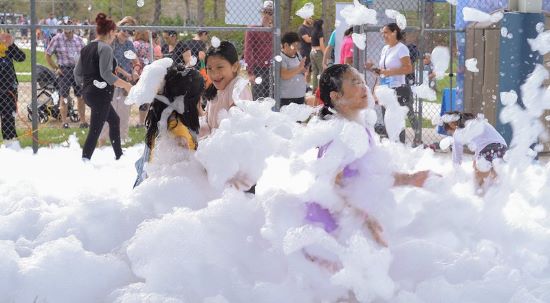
[445,122,457,135]
[423,56,431,65]
[282,42,299,56]
[206,55,239,91]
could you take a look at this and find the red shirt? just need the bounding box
[244,28,273,74]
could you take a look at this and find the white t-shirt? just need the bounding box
[379,42,410,88]
[452,119,507,164]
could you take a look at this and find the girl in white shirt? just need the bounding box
[442,111,508,190]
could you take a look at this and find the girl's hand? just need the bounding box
[409,170,430,187]
[228,172,254,191]
[123,82,133,93]
[365,216,388,247]
[380,69,390,76]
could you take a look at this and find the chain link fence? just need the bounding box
[0,0,281,152]
[356,0,458,146]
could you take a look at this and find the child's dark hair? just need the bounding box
[145,65,205,149]
[385,22,403,41]
[344,27,354,36]
[281,32,300,46]
[318,64,352,119]
[203,41,239,101]
[442,111,476,132]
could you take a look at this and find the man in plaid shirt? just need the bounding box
[45,19,87,128]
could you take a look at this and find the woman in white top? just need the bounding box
[367,23,419,144]
[442,111,508,190]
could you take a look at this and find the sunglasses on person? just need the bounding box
[122,29,134,36]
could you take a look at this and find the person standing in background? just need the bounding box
[322,28,336,70]
[45,18,87,128]
[298,16,313,89]
[74,13,132,160]
[161,30,178,58]
[133,30,153,127]
[0,32,26,148]
[339,27,354,65]
[279,32,307,107]
[309,19,325,93]
[366,23,418,144]
[244,0,273,100]
[98,16,141,145]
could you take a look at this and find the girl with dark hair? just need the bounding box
[307,64,432,251]
[366,22,418,144]
[74,13,132,160]
[441,110,507,190]
[145,65,204,150]
[199,40,252,137]
[309,19,325,92]
[134,65,205,187]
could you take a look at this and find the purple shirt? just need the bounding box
[46,33,85,67]
[306,127,375,233]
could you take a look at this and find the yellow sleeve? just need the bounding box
[168,118,197,150]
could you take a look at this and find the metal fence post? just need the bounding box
[31,0,38,153]
[272,0,282,109]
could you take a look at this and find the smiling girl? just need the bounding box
[199,41,252,137]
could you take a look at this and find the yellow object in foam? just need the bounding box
[0,43,7,57]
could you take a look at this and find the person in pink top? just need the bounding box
[339,27,354,65]
[199,41,252,137]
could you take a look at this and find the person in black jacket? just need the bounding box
[74,13,132,160]
[0,32,25,144]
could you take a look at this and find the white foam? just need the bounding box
[351,33,366,50]
[431,46,450,80]
[385,9,407,29]
[296,2,314,19]
[340,0,377,26]
[125,57,173,106]
[528,30,550,55]
[462,7,503,23]
[211,36,221,48]
[465,58,479,72]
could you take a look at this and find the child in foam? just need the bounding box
[441,111,507,190]
[199,41,252,138]
[304,64,433,272]
[133,64,204,187]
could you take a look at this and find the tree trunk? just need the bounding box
[424,1,434,51]
[323,0,335,38]
[184,0,191,23]
[281,0,293,35]
[153,0,161,24]
[213,0,218,20]
[216,0,226,22]
[197,0,204,25]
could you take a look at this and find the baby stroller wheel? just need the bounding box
[26,105,50,123]
[69,111,80,122]
[40,112,49,123]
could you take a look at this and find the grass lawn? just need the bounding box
[13,126,146,149]
[14,48,50,82]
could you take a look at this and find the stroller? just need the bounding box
[27,64,79,123]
